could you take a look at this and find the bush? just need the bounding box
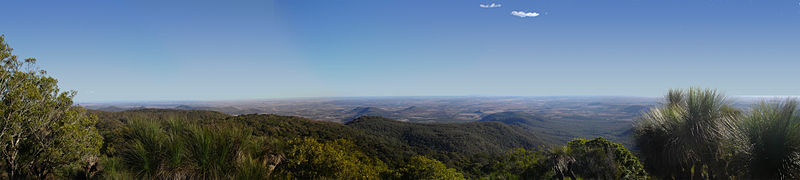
[398,155,466,180]
[115,118,278,179]
[634,88,742,179]
[277,137,388,179]
[567,137,647,179]
[740,99,800,179]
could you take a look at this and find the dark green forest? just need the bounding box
[3,35,800,179]
[89,110,646,179]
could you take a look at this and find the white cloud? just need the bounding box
[511,11,540,18]
[479,3,502,8]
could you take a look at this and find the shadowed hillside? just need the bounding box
[212,114,545,171]
[480,111,635,147]
[91,110,548,177]
[346,116,544,154]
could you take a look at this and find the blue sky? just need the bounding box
[4,0,800,102]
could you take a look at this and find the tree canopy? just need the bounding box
[0,35,103,178]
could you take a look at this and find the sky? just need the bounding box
[3,0,800,102]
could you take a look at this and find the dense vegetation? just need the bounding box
[480,111,635,147]
[0,35,101,178]
[635,88,800,179]
[85,110,648,179]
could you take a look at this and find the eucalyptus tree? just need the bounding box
[740,99,800,179]
[567,137,648,180]
[634,88,744,179]
[0,35,103,178]
[399,155,466,180]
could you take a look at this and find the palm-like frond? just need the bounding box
[635,88,743,178]
[117,118,267,179]
[741,99,800,179]
[121,119,167,178]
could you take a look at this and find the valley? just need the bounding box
[85,96,657,147]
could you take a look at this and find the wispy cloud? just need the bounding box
[480,3,502,8]
[511,11,540,18]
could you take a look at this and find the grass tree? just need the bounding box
[740,99,800,179]
[117,118,278,179]
[634,88,744,179]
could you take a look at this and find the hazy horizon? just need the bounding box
[77,95,658,104]
[75,94,800,105]
[5,0,799,102]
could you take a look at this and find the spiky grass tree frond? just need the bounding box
[544,146,576,179]
[667,89,685,106]
[183,124,218,178]
[635,107,680,177]
[121,118,193,179]
[98,156,136,180]
[634,88,744,178]
[742,99,800,179]
[117,118,267,179]
[234,153,272,180]
[121,119,168,178]
[162,121,188,179]
[182,123,247,179]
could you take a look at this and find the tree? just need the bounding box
[0,35,103,178]
[488,148,547,179]
[634,88,744,179]
[278,137,388,179]
[398,155,466,180]
[567,137,648,180]
[740,99,800,179]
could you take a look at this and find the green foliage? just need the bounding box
[0,35,103,178]
[634,88,800,178]
[346,115,543,176]
[484,148,547,179]
[348,116,542,154]
[567,137,647,179]
[484,138,647,180]
[97,156,134,180]
[209,114,543,177]
[235,153,276,180]
[86,89,800,179]
[89,108,230,156]
[543,146,576,179]
[93,111,649,179]
[276,137,388,179]
[182,122,245,178]
[120,119,182,178]
[114,118,278,179]
[398,155,466,180]
[634,88,743,179]
[481,110,636,147]
[740,99,800,179]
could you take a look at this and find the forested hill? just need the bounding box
[346,116,544,154]
[480,111,635,147]
[90,108,230,122]
[90,109,547,176]
[218,114,546,170]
